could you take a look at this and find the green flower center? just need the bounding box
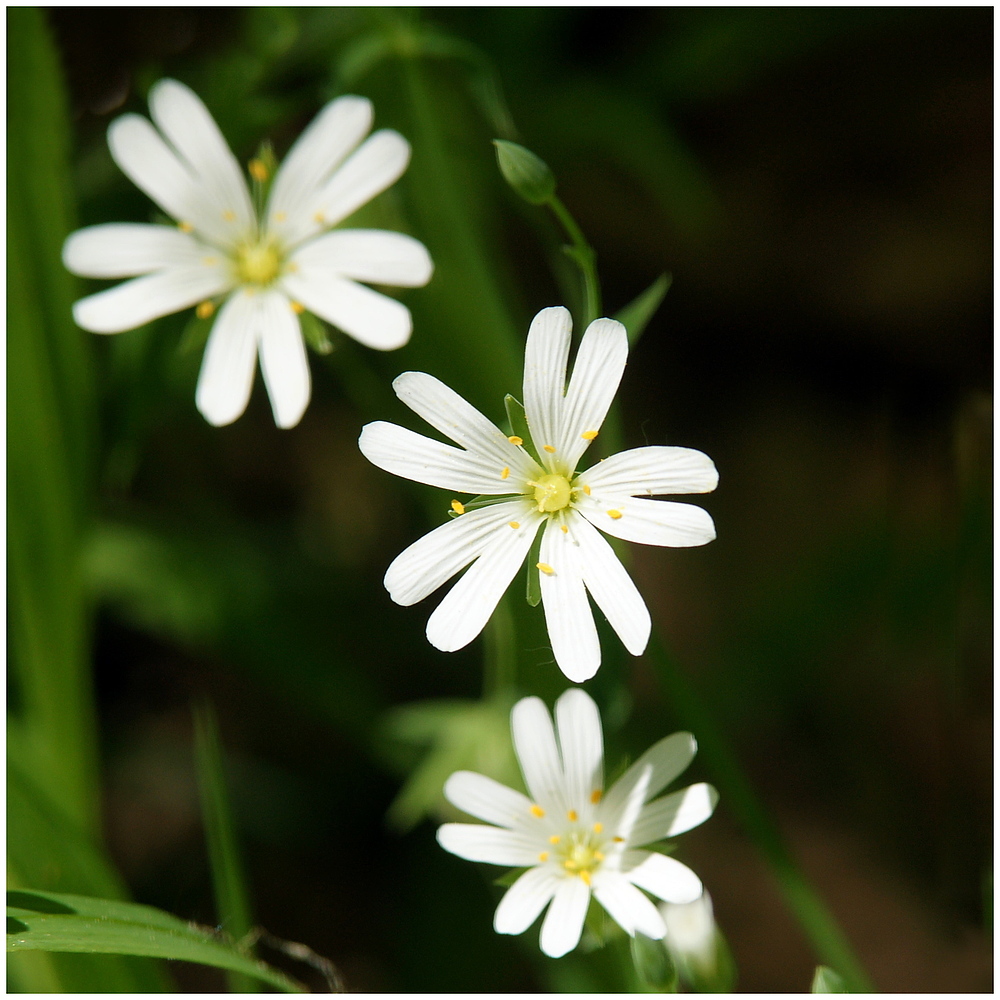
[236,240,281,286]
[531,473,572,513]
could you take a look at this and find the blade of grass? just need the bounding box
[646,631,874,992]
[192,698,258,992]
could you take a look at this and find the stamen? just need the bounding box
[549,835,561,844]
[594,851,605,862]
[543,444,556,453]
[581,430,599,441]
[560,525,568,533]
[290,301,305,314]
[508,521,520,529]
[196,301,215,319]
[508,435,523,446]
[582,484,592,495]
[567,810,578,822]
[530,804,545,818]
[538,852,549,863]
[536,562,554,575]
[501,466,510,480]
[178,221,194,233]
[613,836,624,843]
[314,211,326,224]
[451,500,465,515]
[593,822,603,834]
[607,509,623,520]
[590,789,602,804]
[580,871,591,885]
[222,210,236,221]
[248,158,268,182]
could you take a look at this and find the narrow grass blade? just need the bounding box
[614,273,673,347]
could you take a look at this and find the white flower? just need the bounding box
[63,79,433,429]
[358,305,718,682]
[437,688,718,958]
[660,890,718,968]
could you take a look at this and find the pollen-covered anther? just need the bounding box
[538,852,549,863]
[590,789,602,804]
[613,836,624,843]
[290,301,305,314]
[178,221,194,233]
[581,429,599,441]
[567,810,578,822]
[501,466,510,480]
[248,158,268,182]
[314,211,326,224]
[582,484,592,495]
[607,509,623,520]
[508,521,520,529]
[507,435,523,446]
[196,301,215,319]
[560,525,568,533]
[451,499,465,515]
[593,822,603,834]
[543,444,556,453]
[530,804,545,818]
[536,562,555,576]
[593,851,604,862]
[549,834,561,844]
[580,870,592,885]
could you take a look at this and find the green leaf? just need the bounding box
[614,273,673,347]
[193,699,258,992]
[811,965,849,993]
[7,891,306,993]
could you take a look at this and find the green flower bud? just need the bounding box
[493,139,556,205]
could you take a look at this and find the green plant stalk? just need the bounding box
[646,632,874,992]
[192,699,258,993]
[548,195,602,327]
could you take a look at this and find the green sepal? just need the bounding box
[811,966,849,993]
[300,311,334,355]
[493,867,529,889]
[493,140,556,206]
[614,273,672,347]
[504,394,541,465]
[179,311,214,356]
[631,932,678,993]
[525,529,543,608]
[249,141,278,215]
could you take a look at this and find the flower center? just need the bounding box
[531,473,572,513]
[559,830,606,881]
[235,240,281,286]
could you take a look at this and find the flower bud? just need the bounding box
[493,140,556,205]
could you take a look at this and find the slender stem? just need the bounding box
[548,195,602,326]
[483,593,517,700]
[646,631,875,993]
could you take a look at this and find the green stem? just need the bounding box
[483,594,517,700]
[646,632,875,992]
[548,195,602,326]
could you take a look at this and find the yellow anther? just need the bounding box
[201,257,218,266]
[501,466,510,480]
[549,834,561,845]
[607,509,623,520]
[222,209,236,221]
[543,444,556,453]
[594,851,604,862]
[451,499,465,515]
[560,524,568,533]
[290,301,305,314]
[274,211,287,223]
[248,158,268,182]
[509,521,520,529]
[538,852,549,863]
[196,301,215,320]
[582,484,591,495]
[590,789,602,804]
[613,836,624,843]
[508,435,523,446]
[536,562,554,576]
[593,822,603,834]
[581,429,599,441]
[567,810,578,822]
[530,804,545,818]
[580,870,591,885]
[314,211,326,224]
[178,221,194,233]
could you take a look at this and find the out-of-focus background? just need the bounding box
[9,7,991,992]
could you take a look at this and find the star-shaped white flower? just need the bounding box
[358,305,718,682]
[437,688,718,958]
[63,78,433,428]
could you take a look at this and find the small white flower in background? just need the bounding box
[63,79,433,429]
[660,889,718,970]
[437,688,718,958]
[358,305,718,682]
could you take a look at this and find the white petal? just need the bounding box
[592,870,666,939]
[425,517,541,652]
[602,733,697,823]
[72,266,230,334]
[436,823,542,867]
[538,519,601,683]
[629,783,719,847]
[494,866,561,936]
[578,494,717,548]
[558,318,629,471]
[359,421,530,494]
[256,290,310,428]
[577,445,719,497]
[383,502,538,606]
[195,291,259,426]
[511,696,567,815]
[267,95,373,246]
[554,689,604,816]
[571,513,651,656]
[281,271,411,350]
[291,229,432,287]
[613,764,653,845]
[539,876,590,958]
[148,79,254,238]
[623,851,703,905]
[391,371,538,479]
[522,306,572,472]
[311,129,411,229]
[444,770,534,829]
[62,223,206,278]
